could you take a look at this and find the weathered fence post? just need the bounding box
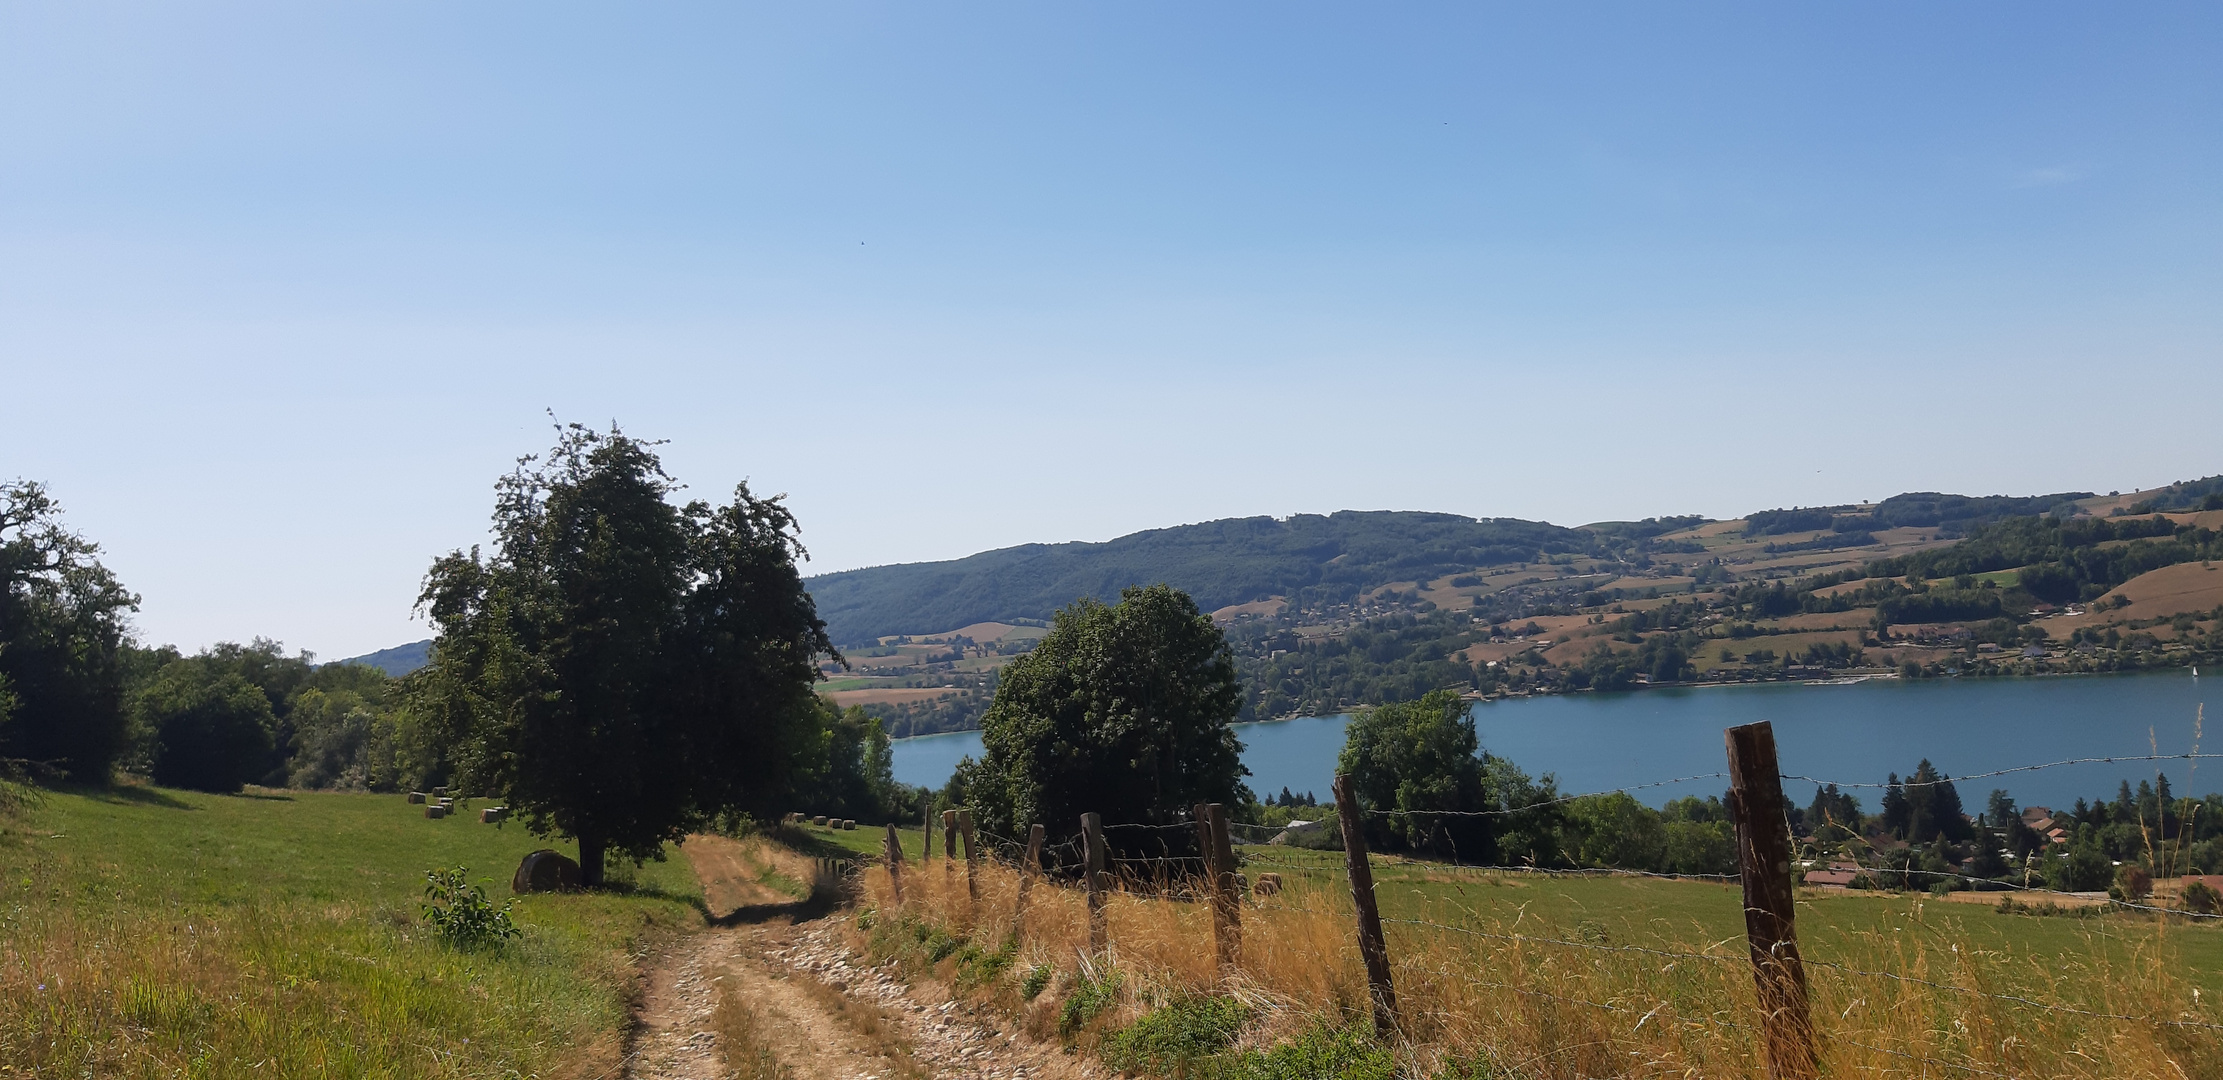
[1081,812,1108,953]
[941,808,959,891]
[1726,721,1817,1080]
[1015,823,1045,937]
[923,800,935,863]
[1206,802,1242,972]
[1332,773,1399,1040]
[884,822,905,904]
[959,809,980,903]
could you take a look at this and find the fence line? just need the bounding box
[1782,752,2223,790]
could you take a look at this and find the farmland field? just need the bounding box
[0,784,702,1078]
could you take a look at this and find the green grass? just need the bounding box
[0,784,704,1078]
[801,820,943,861]
[1240,844,2223,995]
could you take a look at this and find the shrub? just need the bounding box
[1059,968,1122,1037]
[2111,864,2153,902]
[421,867,522,950]
[1101,995,1250,1078]
[2181,879,2222,915]
[1227,1024,1398,1080]
[1020,963,1054,1000]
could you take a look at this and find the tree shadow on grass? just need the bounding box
[64,783,195,810]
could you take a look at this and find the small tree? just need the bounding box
[960,585,1246,851]
[408,424,838,885]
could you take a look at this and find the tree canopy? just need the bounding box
[956,584,1248,852]
[0,481,137,780]
[406,424,838,885]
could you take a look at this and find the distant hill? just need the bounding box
[804,511,1595,646]
[334,639,432,677]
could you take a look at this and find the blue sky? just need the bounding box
[3,3,2218,658]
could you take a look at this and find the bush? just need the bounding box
[1102,995,1250,1078]
[1227,1024,1399,1080]
[1059,968,1122,1037]
[421,867,522,950]
[2181,879,2222,915]
[2111,864,2153,902]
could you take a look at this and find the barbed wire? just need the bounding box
[1381,917,1742,965]
[1797,955,2223,1032]
[1782,752,2223,790]
[1356,773,1733,819]
[1809,857,2223,920]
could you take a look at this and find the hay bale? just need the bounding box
[406,792,426,804]
[842,819,856,831]
[1253,872,1283,897]
[424,805,447,819]
[479,807,506,824]
[812,815,828,826]
[513,849,582,894]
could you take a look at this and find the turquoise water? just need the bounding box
[891,670,2213,811]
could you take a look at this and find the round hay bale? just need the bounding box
[406,791,426,805]
[812,815,828,826]
[479,807,506,824]
[842,819,856,830]
[1253,872,1283,897]
[513,849,582,893]
[424,804,446,819]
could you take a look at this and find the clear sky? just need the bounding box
[3,3,2218,659]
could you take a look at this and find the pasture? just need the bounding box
[0,784,702,1078]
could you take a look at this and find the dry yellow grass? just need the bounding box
[858,851,2223,1078]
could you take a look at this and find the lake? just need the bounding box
[891,670,2214,812]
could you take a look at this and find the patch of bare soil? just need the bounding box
[624,835,1098,1080]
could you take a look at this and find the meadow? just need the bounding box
[852,827,2223,1079]
[0,784,703,1078]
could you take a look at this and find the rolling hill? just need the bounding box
[801,511,1596,646]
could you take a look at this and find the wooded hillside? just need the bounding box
[803,511,1592,646]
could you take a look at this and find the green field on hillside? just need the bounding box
[0,785,703,1078]
[827,823,2223,998]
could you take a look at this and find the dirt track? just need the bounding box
[623,834,1097,1080]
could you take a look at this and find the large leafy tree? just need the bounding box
[408,425,837,885]
[959,584,1247,851]
[1339,689,1563,865]
[137,666,279,793]
[0,481,138,780]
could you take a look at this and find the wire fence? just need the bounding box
[870,728,2222,1077]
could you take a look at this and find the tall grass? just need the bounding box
[0,784,702,1078]
[856,846,2223,1078]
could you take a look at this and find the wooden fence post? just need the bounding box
[941,808,958,887]
[1015,823,1045,937]
[1726,721,1817,1080]
[1332,773,1399,1040]
[923,800,935,864]
[884,822,905,904]
[959,809,980,903]
[1206,802,1242,972]
[1081,812,1108,953]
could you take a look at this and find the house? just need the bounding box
[1804,869,1857,889]
[2020,646,2048,659]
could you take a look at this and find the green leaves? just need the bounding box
[967,585,1247,850]
[404,424,838,885]
[421,866,522,950]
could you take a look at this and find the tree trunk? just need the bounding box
[578,832,606,888]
